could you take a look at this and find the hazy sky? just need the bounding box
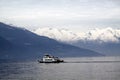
[0,0,120,32]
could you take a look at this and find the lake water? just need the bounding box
[0,57,120,80]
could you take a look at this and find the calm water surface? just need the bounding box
[0,57,120,80]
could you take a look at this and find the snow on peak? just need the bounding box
[85,27,120,42]
[34,27,120,43]
[34,27,80,42]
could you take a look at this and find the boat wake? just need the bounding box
[63,61,120,63]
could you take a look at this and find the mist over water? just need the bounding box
[0,57,120,80]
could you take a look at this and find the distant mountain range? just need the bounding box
[0,22,103,60]
[34,27,120,56]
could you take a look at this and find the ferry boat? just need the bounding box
[38,54,64,63]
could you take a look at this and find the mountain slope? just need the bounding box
[0,22,103,59]
[0,36,13,55]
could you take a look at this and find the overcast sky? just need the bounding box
[0,0,120,32]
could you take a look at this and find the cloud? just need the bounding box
[0,0,120,31]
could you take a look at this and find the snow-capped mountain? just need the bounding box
[34,27,120,56]
[34,27,81,42]
[34,27,120,43]
[83,27,120,43]
[0,22,103,59]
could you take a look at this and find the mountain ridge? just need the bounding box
[34,27,120,56]
[0,22,103,60]
[34,27,120,43]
